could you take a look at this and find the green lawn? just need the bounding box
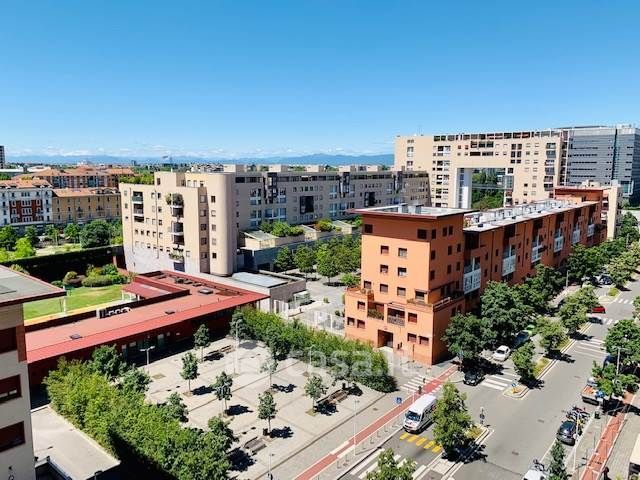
[24,284,124,320]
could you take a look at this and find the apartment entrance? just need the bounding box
[378,330,394,348]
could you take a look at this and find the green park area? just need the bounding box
[23,284,125,320]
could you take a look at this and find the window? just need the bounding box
[357,320,365,329]
[448,245,452,255]
[448,226,453,235]
[0,376,20,404]
[0,422,25,453]
[398,248,407,258]
[347,317,355,326]
[430,251,436,260]
[380,284,388,293]
[211,252,217,259]
[363,280,372,289]
[419,336,429,345]
[429,270,435,280]
[397,267,407,277]
[456,262,460,271]
[210,195,216,203]
[408,312,418,323]
[408,333,417,343]
[397,287,406,297]
[431,229,436,239]
[0,328,17,354]
[417,229,427,239]
[415,290,425,301]
[447,264,452,274]
[364,224,373,234]
[457,243,461,252]
[380,265,389,275]
[442,227,447,236]
[380,245,389,255]
[200,238,207,245]
[357,301,365,310]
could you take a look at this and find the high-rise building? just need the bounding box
[395,125,640,207]
[120,164,430,276]
[0,146,5,168]
[0,266,64,479]
[344,188,606,365]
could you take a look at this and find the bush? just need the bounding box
[609,287,620,297]
[315,218,335,232]
[62,271,80,286]
[81,274,127,287]
[260,220,303,237]
[239,307,395,392]
[51,280,63,287]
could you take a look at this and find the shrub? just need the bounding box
[81,274,128,287]
[315,218,335,232]
[608,287,620,297]
[62,271,80,286]
[239,307,395,392]
[51,280,63,287]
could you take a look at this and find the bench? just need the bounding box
[220,345,235,354]
[244,436,266,454]
[319,388,349,406]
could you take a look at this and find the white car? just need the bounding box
[492,345,511,362]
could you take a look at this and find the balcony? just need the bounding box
[169,250,184,262]
[587,224,595,238]
[553,235,564,253]
[367,309,384,321]
[572,228,581,244]
[502,254,516,276]
[531,241,544,263]
[170,204,184,217]
[463,268,481,294]
[132,194,144,204]
[387,314,405,327]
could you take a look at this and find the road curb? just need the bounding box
[439,425,492,479]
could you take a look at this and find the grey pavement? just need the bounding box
[601,393,640,479]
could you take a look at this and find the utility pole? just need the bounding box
[140,345,155,372]
[353,397,359,458]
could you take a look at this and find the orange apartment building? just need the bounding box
[344,188,606,366]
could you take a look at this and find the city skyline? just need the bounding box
[2,0,639,157]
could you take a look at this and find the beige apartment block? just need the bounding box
[52,187,121,225]
[121,165,430,276]
[395,130,563,208]
[0,267,64,480]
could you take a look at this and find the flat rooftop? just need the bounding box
[353,203,468,219]
[463,199,597,232]
[32,405,119,478]
[26,271,267,363]
[0,266,65,308]
[231,271,289,288]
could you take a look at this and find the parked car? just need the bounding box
[588,316,603,324]
[463,369,484,386]
[492,345,511,362]
[514,331,530,348]
[596,274,613,286]
[556,420,577,445]
[590,305,606,314]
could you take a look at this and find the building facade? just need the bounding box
[0,146,5,169]
[344,188,605,366]
[120,165,430,276]
[30,165,134,189]
[395,125,640,208]
[0,266,64,479]
[0,178,53,229]
[52,187,121,225]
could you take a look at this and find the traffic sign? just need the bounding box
[395,396,402,405]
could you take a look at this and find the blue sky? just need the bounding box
[2,0,639,158]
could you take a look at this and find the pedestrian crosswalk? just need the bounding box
[348,450,430,479]
[573,338,606,360]
[398,432,442,452]
[612,297,633,305]
[400,375,431,395]
[480,371,519,391]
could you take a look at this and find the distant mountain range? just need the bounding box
[8,153,394,167]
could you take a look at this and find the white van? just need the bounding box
[403,394,437,433]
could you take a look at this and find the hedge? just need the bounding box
[81,274,128,287]
[45,360,229,479]
[239,307,396,392]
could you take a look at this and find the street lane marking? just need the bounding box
[424,440,435,449]
[399,432,410,440]
[357,454,401,479]
[432,444,442,453]
[329,440,348,455]
[407,435,418,443]
[349,449,382,476]
[416,437,426,446]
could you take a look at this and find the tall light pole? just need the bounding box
[353,397,359,458]
[140,345,155,372]
[267,451,275,480]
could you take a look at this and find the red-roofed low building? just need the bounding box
[0,178,53,230]
[26,271,267,385]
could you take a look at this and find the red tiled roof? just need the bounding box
[0,178,52,189]
[26,273,267,363]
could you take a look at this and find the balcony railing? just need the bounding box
[502,255,516,276]
[132,195,144,204]
[553,235,564,253]
[531,244,543,263]
[463,268,481,293]
[387,315,405,327]
[367,309,383,320]
[572,228,581,244]
[587,224,595,237]
[169,251,184,262]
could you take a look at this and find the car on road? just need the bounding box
[556,420,577,445]
[590,304,606,314]
[514,331,530,348]
[596,274,612,286]
[403,394,437,433]
[463,369,484,386]
[492,345,511,362]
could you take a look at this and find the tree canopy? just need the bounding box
[442,313,494,367]
[366,449,416,480]
[481,281,533,345]
[433,383,473,458]
[80,219,112,248]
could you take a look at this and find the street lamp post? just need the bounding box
[140,345,155,372]
[353,397,359,458]
[267,451,275,480]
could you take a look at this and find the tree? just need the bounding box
[433,383,473,458]
[257,390,277,434]
[24,226,39,248]
[207,416,237,451]
[80,219,112,248]
[0,249,9,262]
[90,345,124,380]
[481,281,533,346]
[567,244,602,283]
[558,296,588,335]
[608,255,633,288]
[573,286,599,312]
[604,319,640,367]
[442,313,494,368]
[366,448,416,480]
[548,440,569,480]
[120,367,150,394]
[261,354,278,388]
[518,264,564,313]
[0,226,17,250]
[634,296,640,320]
[229,310,249,342]
[294,245,316,278]
[13,237,35,258]
[305,373,327,411]
[537,318,568,356]
[181,352,198,392]
[316,243,341,284]
[511,342,535,383]
[194,324,210,361]
[212,371,233,414]
[45,224,60,246]
[340,272,360,288]
[273,247,294,272]
[164,392,188,422]
[619,212,640,243]
[64,223,81,243]
[592,362,637,398]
